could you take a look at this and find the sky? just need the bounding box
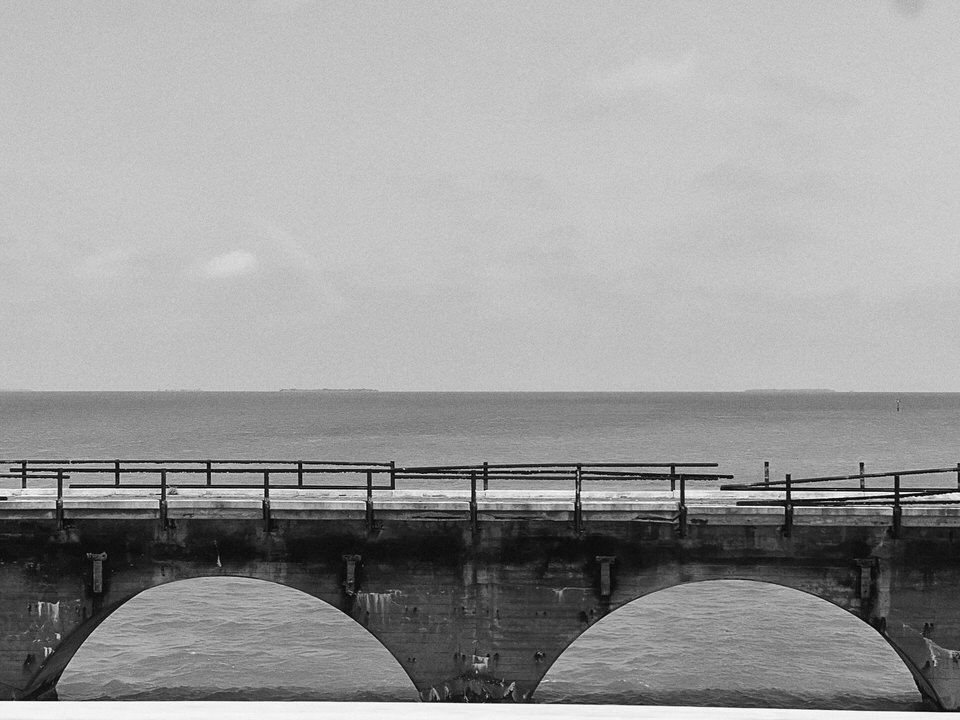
[1,0,958,391]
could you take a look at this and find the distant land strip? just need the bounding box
[742,388,836,394]
[279,388,379,393]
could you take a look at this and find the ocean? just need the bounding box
[3,390,957,709]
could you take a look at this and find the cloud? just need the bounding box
[248,0,314,17]
[73,248,139,280]
[893,0,926,17]
[198,250,259,279]
[759,74,859,112]
[590,52,697,99]
[242,214,320,272]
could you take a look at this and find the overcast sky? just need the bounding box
[2,0,957,391]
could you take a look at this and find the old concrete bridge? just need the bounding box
[3,459,960,708]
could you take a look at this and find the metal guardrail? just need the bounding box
[1,459,731,535]
[722,462,960,538]
[393,463,732,535]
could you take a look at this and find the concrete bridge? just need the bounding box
[2,460,960,708]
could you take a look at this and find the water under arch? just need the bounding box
[57,576,419,701]
[536,579,920,710]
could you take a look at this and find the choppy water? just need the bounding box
[3,390,957,708]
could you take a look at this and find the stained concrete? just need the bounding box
[1,488,960,707]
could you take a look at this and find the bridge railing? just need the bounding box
[1,459,397,491]
[721,462,960,537]
[395,462,734,534]
[2,458,732,534]
[2,459,400,532]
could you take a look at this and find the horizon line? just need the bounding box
[2,388,958,394]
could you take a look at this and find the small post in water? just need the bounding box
[859,461,865,491]
[389,461,396,490]
[297,461,304,487]
[206,460,212,487]
[20,460,27,489]
[114,459,121,487]
[764,461,770,486]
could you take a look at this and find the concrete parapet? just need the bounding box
[794,505,892,526]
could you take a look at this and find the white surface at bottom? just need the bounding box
[0,703,925,720]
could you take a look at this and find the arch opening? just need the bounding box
[536,580,922,710]
[57,576,419,701]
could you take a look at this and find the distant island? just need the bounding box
[742,388,835,394]
[279,388,379,393]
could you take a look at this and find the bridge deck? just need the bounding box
[2,487,958,526]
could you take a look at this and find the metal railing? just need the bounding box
[722,462,960,537]
[0,459,396,490]
[2,458,731,535]
[393,462,732,534]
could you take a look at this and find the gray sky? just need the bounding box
[2,0,958,391]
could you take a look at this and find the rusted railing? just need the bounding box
[722,462,960,538]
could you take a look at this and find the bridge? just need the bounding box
[3,458,960,708]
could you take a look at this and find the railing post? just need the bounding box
[783,473,793,538]
[677,474,687,538]
[892,474,901,539]
[859,461,865,490]
[55,470,64,531]
[365,471,374,532]
[114,459,121,487]
[670,464,676,492]
[956,462,959,490]
[470,470,478,532]
[206,460,212,487]
[297,461,304,487]
[20,460,27,489]
[389,461,396,490]
[764,461,770,486]
[159,470,168,528]
[262,471,271,532]
[483,461,489,491]
[574,464,583,534]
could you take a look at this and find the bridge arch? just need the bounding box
[31,576,419,701]
[536,579,924,710]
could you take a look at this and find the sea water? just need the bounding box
[3,390,957,709]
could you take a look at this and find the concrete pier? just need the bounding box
[2,486,960,707]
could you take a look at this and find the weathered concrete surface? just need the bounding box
[2,488,960,706]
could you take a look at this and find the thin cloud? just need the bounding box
[73,248,139,280]
[243,214,320,272]
[893,0,926,17]
[241,214,346,310]
[197,250,259,280]
[590,51,698,99]
[248,0,314,17]
[759,74,859,112]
